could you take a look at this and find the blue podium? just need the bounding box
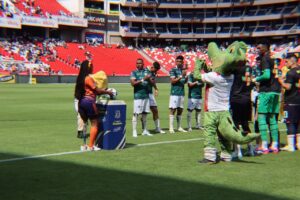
[96,100,126,150]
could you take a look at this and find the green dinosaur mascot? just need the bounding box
[194,41,260,163]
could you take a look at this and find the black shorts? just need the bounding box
[79,97,98,121]
[230,101,252,125]
[284,104,300,123]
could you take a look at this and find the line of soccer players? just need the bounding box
[130,42,300,156]
[130,55,204,137]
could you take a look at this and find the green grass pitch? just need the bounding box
[0,83,299,200]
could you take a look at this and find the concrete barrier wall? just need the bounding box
[15,75,170,84]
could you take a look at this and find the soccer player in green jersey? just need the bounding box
[187,72,204,131]
[145,62,166,134]
[130,58,152,137]
[169,55,188,133]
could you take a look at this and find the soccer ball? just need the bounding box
[96,88,118,102]
[107,88,118,100]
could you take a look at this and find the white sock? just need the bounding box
[187,111,192,129]
[288,135,295,148]
[235,144,242,155]
[132,114,138,133]
[154,119,160,130]
[177,115,182,129]
[262,141,268,149]
[142,114,147,131]
[272,141,278,149]
[169,115,174,130]
[196,111,201,127]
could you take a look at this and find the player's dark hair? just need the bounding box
[74,60,93,100]
[258,40,270,51]
[153,61,160,70]
[137,58,144,63]
[176,55,184,61]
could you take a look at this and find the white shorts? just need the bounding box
[169,95,184,109]
[134,99,150,114]
[251,90,259,104]
[149,94,157,107]
[188,98,202,110]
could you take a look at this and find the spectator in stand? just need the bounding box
[30,7,35,15]
[45,12,52,19]
[36,6,41,15]
[67,55,71,63]
[116,42,125,49]
[78,44,85,50]
[74,58,80,67]
[5,11,13,18]
[128,45,133,50]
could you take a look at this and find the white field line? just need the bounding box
[136,138,203,147]
[0,128,289,164]
[0,138,204,164]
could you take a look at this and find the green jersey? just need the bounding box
[145,67,156,94]
[188,73,203,99]
[130,69,150,99]
[169,66,186,96]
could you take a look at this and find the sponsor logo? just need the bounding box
[114,110,121,119]
[0,75,14,82]
[113,127,121,132]
[113,121,123,126]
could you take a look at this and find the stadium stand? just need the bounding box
[50,43,154,75]
[120,1,300,37]
[13,0,71,17]
[1,36,298,76]
[0,36,161,75]
[143,46,209,72]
